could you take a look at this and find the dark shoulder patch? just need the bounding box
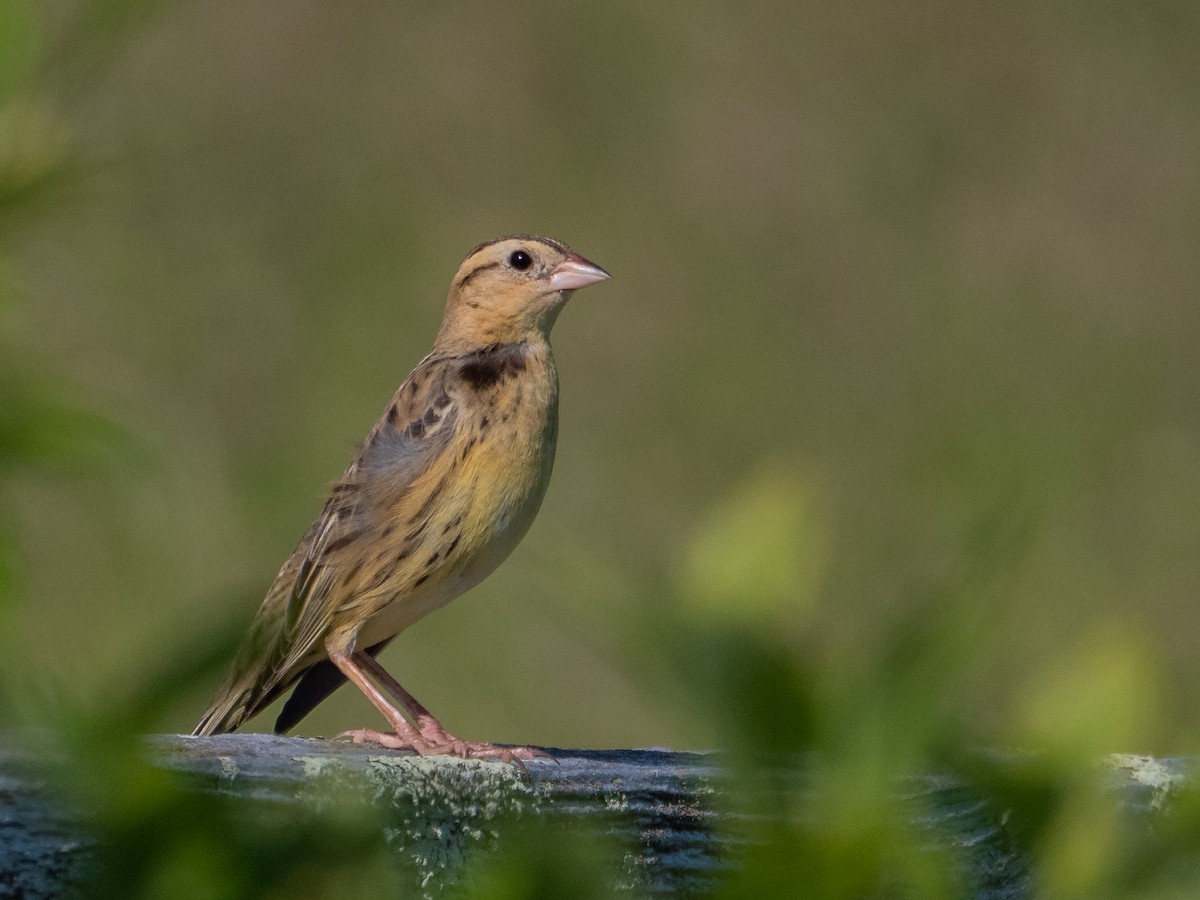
[459,344,528,390]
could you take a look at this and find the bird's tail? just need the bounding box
[192,678,259,736]
[193,631,289,735]
[193,600,296,736]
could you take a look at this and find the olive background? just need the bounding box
[2,2,1200,895]
[5,0,1200,749]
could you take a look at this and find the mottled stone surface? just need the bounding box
[156,735,728,894]
[0,741,89,900]
[1,734,1193,898]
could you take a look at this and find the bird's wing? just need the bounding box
[267,360,460,679]
[193,354,461,735]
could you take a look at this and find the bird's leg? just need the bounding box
[351,650,451,741]
[343,647,551,765]
[324,641,428,751]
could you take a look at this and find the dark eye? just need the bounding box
[509,250,533,271]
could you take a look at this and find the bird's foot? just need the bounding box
[333,727,551,769]
[334,727,423,751]
[417,721,555,766]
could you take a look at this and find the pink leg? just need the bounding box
[353,651,452,740]
[324,642,428,751]
[326,639,549,765]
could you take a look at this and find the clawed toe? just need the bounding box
[329,728,552,770]
[333,727,419,750]
[439,739,554,772]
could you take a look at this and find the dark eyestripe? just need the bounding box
[456,260,500,290]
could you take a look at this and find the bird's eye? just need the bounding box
[509,250,533,271]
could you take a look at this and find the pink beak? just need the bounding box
[547,253,611,292]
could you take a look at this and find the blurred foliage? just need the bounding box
[2,0,1200,896]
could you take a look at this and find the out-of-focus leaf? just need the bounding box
[677,459,827,633]
[0,368,129,472]
[0,100,73,213]
[1014,619,1162,763]
[0,2,39,100]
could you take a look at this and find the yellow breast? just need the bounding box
[353,342,559,646]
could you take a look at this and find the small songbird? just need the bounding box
[193,235,609,762]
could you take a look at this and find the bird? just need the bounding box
[193,235,610,763]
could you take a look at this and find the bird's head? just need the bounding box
[435,235,610,351]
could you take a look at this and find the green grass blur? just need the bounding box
[3,0,1200,896]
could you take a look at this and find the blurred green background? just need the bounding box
[3,0,1199,769]
[7,2,1200,896]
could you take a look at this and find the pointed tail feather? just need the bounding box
[193,660,294,736]
[192,681,258,736]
